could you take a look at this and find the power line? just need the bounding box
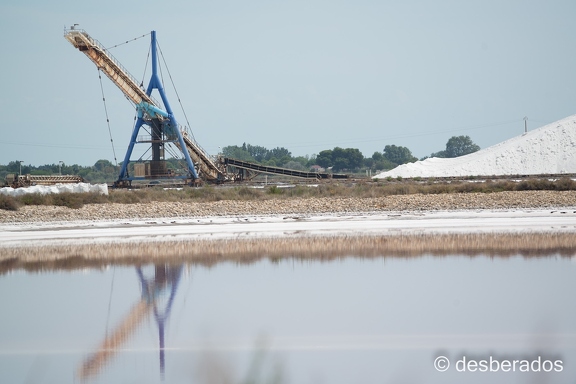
[98,68,119,166]
[1,116,545,159]
[156,40,198,142]
[106,32,151,50]
[0,140,122,151]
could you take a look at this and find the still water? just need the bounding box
[1,254,575,384]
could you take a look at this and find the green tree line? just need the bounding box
[223,135,480,173]
[0,160,119,184]
[0,135,481,182]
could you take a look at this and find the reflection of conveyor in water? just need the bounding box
[223,157,349,181]
[77,265,183,381]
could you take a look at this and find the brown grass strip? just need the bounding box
[1,232,575,274]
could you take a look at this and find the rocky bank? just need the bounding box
[1,190,575,224]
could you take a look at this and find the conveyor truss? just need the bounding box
[64,26,347,186]
[64,27,227,185]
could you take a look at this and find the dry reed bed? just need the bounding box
[1,232,575,274]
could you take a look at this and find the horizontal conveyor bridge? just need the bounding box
[223,158,349,180]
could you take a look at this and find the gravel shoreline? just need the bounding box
[1,190,575,223]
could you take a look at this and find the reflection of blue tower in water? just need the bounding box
[137,265,183,379]
[78,264,183,381]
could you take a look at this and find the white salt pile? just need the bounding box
[0,183,108,197]
[374,115,576,179]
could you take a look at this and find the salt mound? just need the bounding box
[0,183,108,197]
[374,115,576,179]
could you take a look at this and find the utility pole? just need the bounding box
[524,116,528,134]
[59,160,64,175]
[17,160,23,175]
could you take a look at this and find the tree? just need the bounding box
[428,150,447,159]
[382,145,417,165]
[332,158,349,172]
[222,145,254,161]
[367,151,396,171]
[94,159,114,172]
[313,147,364,172]
[331,147,350,172]
[292,156,309,168]
[343,148,364,170]
[444,135,480,158]
[282,160,306,171]
[6,161,25,173]
[245,144,269,162]
[266,147,292,164]
[315,150,333,168]
[371,152,384,162]
[306,154,317,168]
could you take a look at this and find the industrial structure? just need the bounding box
[4,173,84,188]
[64,26,347,187]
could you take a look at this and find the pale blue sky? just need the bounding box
[1,0,575,166]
